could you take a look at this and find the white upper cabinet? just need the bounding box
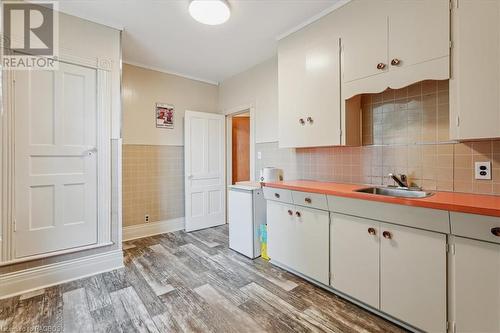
[341,1,388,83]
[450,0,500,140]
[278,20,342,148]
[388,0,449,71]
[341,0,450,99]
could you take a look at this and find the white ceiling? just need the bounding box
[57,0,341,84]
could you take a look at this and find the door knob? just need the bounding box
[306,117,313,124]
[295,211,301,218]
[299,118,305,125]
[368,227,376,235]
[304,197,312,204]
[287,210,293,216]
[376,63,386,70]
[382,231,392,239]
[83,147,97,156]
[391,58,401,66]
[274,193,280,199]
[491,227,500,237]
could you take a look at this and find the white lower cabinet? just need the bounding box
[380,223,447,333]
[267,200,329,285]
[451,237,500,333]
[330,213,447,332]
[330,213,380,308]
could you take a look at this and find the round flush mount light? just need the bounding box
[189,0,230,25]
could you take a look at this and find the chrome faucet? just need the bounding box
[388,173,408,188]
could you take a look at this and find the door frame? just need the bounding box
[225,105,256,185]
[0,52,114,265]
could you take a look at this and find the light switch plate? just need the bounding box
[257,151,262,160]
[475,161,491,180]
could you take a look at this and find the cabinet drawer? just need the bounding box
[291,191,328,210]
[450,212,500,244]
[263,187,292,204]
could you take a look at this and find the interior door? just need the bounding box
[184,110,225,232]
[14,62,99,258]
[330,213,380,308]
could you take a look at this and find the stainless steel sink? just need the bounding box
[354,187,433,198]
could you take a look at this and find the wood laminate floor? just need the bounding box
[0,225,407,333]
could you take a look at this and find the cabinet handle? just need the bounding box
[376,63,386,70]
[492,227,500,237]
[304,197,312,204]
[287,209,293,216]
[391,58,401,66]
[299,118,305,125]
[295,211,301,218]
[368,227,376,235]
[274,193,280,199]
[382,231,392,239]
[306,117,313,124]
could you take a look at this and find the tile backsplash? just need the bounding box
[257,80,500,195]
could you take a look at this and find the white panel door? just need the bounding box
[380,223,447,333]
[184,111,225,232]
[330,213,380,308]
[14,62,98,258]
[451,237,500,333]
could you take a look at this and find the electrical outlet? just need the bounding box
[475,161,491,180]
[144,214,150,223]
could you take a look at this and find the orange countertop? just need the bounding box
[264,180,500,218]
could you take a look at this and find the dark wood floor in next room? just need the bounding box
[0,225,407,333]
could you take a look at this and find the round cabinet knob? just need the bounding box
[287,210,293,216]
[368,227,376,235]
[299,118,305,125]
[382,231,392,239]
[304,197,312,204]
[391,58,401,66]
[306,117,313,124]
[491,227,500,237]
[295,211,301,218]
[274,193,280,199]
[376,63,386,70]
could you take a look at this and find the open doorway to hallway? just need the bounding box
[226,109,255,186]
[231,112,250,184]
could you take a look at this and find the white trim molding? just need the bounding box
[0,250,124,300]
[123,61,219,86]
[276,0,352,41]
[122,218,185,241]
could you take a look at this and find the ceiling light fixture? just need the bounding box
[189,0,230,25]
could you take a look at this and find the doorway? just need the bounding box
[226,108,255,185]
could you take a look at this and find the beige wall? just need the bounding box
[122,63,219,146]
[122,64,219,227]
[219,57,278,143]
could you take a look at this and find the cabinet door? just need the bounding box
[330,214,380,308]
[380,223,447,333]
[388,0,449,70]
[293,206,330,285]
[341,0,388,83]
[450,0,500,140]
[278,23,341,148]
[267,201,296,268]
[451,237,500,333]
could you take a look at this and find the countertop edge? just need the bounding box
[263,182,500,218]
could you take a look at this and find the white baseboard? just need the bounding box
[122,217,185,241]
[0,250,124,300]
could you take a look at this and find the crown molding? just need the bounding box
[276,0,352,41]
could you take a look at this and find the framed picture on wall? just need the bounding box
[155,103,174,129]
